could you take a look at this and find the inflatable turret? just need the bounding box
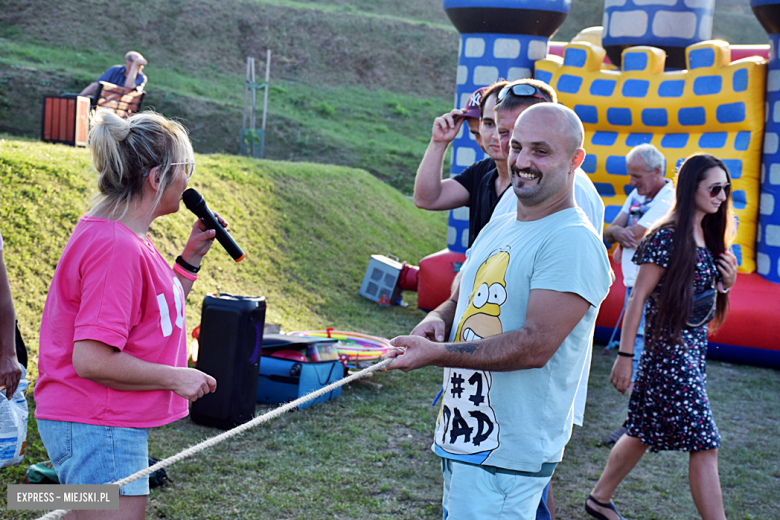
[752,0,780,284]
[602,0,715,69]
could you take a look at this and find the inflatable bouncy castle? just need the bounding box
[415,0,780,368]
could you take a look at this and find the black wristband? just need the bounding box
[176,255,200,273]
[617,351,634,358]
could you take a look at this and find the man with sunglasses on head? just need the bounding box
[486,78,604,520]
[414,82,510,248]
[600,143,675,446]
[490,81,604,234]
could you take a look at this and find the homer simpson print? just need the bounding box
[435,248,509,463]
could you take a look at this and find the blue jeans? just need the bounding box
[38,419,150,496]
[624,287,646,383]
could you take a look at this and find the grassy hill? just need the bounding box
[0,136,447,381]
[0,0,767,194]
[1,137,780,519]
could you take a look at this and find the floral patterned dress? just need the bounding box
[625,228,721,452]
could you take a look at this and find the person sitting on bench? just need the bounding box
[79,51,148,98]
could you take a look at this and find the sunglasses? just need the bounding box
[171,160,195,180]
[497,83,549,103]
[699,183,730,197]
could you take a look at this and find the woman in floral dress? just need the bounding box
[585,154,738,520]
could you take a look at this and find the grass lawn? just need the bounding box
[4,343,778,519]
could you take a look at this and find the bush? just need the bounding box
[314,101,336,117]
[388,102,410,118]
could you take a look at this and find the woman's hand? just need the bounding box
[73,340,216,399]
[170,367,217,402]
[717,250,738,290]
[181,213,229,268]
[610,355,633,394]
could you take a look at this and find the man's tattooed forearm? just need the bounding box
[445,342,478,355]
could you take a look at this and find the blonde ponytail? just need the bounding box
[87,110,193,218]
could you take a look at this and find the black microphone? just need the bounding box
[182,188,245,262]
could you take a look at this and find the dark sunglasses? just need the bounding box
[699,183,730,197]
[497,83,549,103]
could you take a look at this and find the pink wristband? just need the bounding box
[173,262,198,281]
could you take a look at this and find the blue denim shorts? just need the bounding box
[38,419,150,496]
[441,458,553,520]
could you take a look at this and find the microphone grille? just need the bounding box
[182,188,202,209]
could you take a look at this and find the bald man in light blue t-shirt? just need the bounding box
[388,103,613,520]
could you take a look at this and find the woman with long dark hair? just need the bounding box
[584,153,738,520]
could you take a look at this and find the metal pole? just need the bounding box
[241,57,251,155]
[262,49,271,133]
[261,49,271,158]
[243,57,250,131]
[250,58,257,132]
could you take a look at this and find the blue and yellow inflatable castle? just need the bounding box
[536,40,764,274]
[535,40,778,367]
[415,0,780,368]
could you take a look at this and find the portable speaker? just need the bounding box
[190,293,266,429]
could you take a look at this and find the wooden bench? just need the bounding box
[95,81,145,118]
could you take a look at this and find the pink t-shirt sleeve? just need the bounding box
[73,228,143,350]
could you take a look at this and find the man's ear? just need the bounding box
[570,148,586,172]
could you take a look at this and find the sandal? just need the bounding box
[585,494,626,520]
[601,426,627,447]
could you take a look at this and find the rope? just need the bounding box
[34,358,393,520]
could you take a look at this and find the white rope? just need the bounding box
[34,358,393,520]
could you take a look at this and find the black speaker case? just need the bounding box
[190,293,266,429]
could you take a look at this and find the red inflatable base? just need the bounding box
[417,248,466,311]
[597,259,780,369]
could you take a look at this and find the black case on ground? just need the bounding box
[190,293,266,429]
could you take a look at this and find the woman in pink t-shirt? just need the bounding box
[36,110,222,519]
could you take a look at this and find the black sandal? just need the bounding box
[585,494,626,520]
[601,426,627,447]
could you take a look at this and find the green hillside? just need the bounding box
[0,136,446,380]
[0,0,767,194]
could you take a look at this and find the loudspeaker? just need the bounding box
[190,293,266,429]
